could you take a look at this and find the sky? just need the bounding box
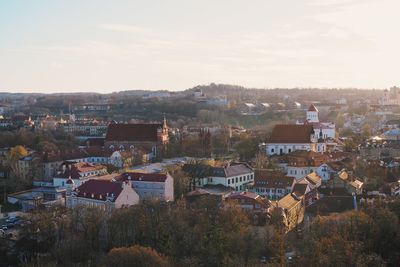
[0,0,399,93]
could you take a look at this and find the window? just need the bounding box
[240,177,242,182]
[228,179,230,185]
[236,177,238,183]
[271,148,274,153]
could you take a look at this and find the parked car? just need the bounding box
[6,217,19,224]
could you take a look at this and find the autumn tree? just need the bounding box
[104,245,169,267]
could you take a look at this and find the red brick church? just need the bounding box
[104,117,169,158]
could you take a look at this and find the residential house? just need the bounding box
[225,191,270,212]
[250,170,296,200]
[276,192,305,232]
[291,172,322,207]
[185,184,234,203]
[41,148,136,179]
[198,163,254,191]
[284,150,329,180]
[53,162,108,187]
[382,181,400,196]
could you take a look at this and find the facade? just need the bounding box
[41,148,136,179]
[265,124,320,155]
[53,162,108,187]
[198,163,254,191]
[66,179,139,210]
[277,192,305,232]
[225,191,270,211]
[17,154,37,179]
[251,170,295,199]
[115,172,174,201]
[315,163,336,181]
[60,121,109,136]
[284,150,328,180]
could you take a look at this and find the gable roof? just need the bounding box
[292,182,309,197]
[76,180,123,202]
[278,193,302,210]
[254,170,295,188]
[305,172,322,186]
[268,124,314,144]
[105,123,162,142]
[308,104,318,112]
[116,172,168,183]
[211,163,253,178]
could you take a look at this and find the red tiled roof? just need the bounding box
[268,124,314,144]
[76,180,123,202]
[287,150,328,167]
[308,104,318,112]
[56,162,106,179]
[254,170,295,188]
[105,123,162,142]
[116,172,168,183]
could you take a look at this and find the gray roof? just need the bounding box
[211,163,253,178]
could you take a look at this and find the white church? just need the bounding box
[297,104,336,139]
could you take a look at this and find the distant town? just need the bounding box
[1,84,399,266]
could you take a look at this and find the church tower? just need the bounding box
[306,104,319,123]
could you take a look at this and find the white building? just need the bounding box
[198,163,254,192]
[379,87,400,106]
[265,124,325,156]
[250,170,296,200]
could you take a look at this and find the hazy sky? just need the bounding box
[0,0,399,93]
